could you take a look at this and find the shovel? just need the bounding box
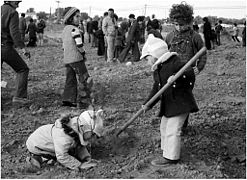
[115,47,207,137]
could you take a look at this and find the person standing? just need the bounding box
[1,0,31,104]
[86,18,93,44]
[118,14,142,63]
[242,21,246,47]
[141,34,199,166]
[61,7,92,109]
[215,20,223,45]
[36,17,46,46]
[165,2,207,135]
[102,8,117,63]
[19,12,26,43]
[231,23,240,42]
[202,17,212,50]
[26,18,37,47]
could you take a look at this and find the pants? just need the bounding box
[27,142,90,163]
[27,36,37,47]
[62,61,91,104]
[105,35,115,62]
[20,31,26,43]
[160,113,188,160]
[114,45,123,59]
[204,35,211,50]
[1,45,29,98]
[97,37,105,56]
[118,41,140,63]
[216,33,221,45]
[37,33,44,46]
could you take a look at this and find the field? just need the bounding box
[1,25,246,178]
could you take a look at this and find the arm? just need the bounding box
[102,18,107,35]
[71,28,86,60]
[192,33,207,73]
[143,73,160,108]
[9,11,25,48]
[53,135,82,170]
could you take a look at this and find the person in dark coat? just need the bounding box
[26,18,37,47]
[215,20,223,45]
[117,14,142,62]
[202,17,212,50]
[242,21,246,47]
[1,0,31,104]
[86,18,93,43]
[19,13,26,43]
[141,34,198,166]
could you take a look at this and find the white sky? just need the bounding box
[14,0,246,19]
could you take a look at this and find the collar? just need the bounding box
[151,52,178,71]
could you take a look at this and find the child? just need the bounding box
[114,22,128,59]
[141,34,199,166]
[26,109,105,170]
[26,18,37,47]
[61,7,92,108]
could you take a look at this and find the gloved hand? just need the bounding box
[167,75,175,83]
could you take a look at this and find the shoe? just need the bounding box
[62,101,77,107]
[12,97,30,104]
[151,157,179,167]
[26,155,42,168]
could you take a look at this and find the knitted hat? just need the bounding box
[140,34,169,60]
[63,7,79,24]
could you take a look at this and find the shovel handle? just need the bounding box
[115,47,207,137]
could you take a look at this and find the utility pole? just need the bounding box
[144,4,147,16]
[89,6,91,17]
[56,0,61,21]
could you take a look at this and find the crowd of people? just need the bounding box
[1,0,246,173]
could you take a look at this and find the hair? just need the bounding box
[64,9,80,25]
[219,20,222,24]
[234,23,237,26]
[150,19,160,29]
[108,8,114,12]
[60,115,80,141]
[203,17,209,22]
[169,2,194,24]
[103,12,108,17]
[29,18,33,22]
[21,13,25,17]
[129,14,135,19]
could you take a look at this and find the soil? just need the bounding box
[1,25,246,178]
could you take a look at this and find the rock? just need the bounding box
[36,108,45,114]
[94,67,99,71]
[126,62,132,66]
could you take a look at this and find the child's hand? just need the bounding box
[167,75,175,83]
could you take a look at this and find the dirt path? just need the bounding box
[1,32,245,178]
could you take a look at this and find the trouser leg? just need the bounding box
[62,64,77,103]
[1,46,29,98]
[161,113,188,160]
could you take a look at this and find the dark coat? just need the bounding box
[144,55,199,117]
[26,22,37,38]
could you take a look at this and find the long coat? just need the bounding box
[144,54,199,117]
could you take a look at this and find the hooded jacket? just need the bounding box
[26,110,104,170]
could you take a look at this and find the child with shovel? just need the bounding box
[141,34,199,166]
[26,108,105,171]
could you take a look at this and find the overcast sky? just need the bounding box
[15,0,246,19]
